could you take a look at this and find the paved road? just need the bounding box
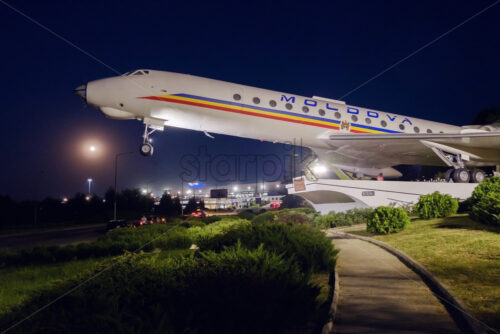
[331,236,461,334]
[0,225,106,249]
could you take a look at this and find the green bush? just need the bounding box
[313,208,374,228]
[367,206,410,234]
[202,215,223,224]
[237,210,256,220]
[251,208,319,226]
[1,247,320,333]
[471,175,500,204]
[156,227,194,250]
[197,222,337,273]
[470,192,500,226]
[413,192,459,219]
[0,224,175,267]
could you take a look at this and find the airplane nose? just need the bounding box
[74,84,87,102]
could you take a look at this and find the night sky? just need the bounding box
[0,1,499,200]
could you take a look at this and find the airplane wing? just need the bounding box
[315,132,500,169]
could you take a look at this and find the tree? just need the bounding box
[199,200,205,210]
[280,195,312,209]
[184,197,198,214]
[470,107,500,125]
[159,193,175,217]
[172,197,182,216]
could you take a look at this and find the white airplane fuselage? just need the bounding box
[77,69,499,180]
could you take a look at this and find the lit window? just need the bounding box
[285,103,293,110]
[269,100,277,107]
[334,112,341,119]
[351,115,358,122]
[365,118,372,124]
[381,120,387,127]
[253,97,260,104]
[302,106,309,113]
[399,124,405,130]
[233,94,241,101]
[319,109,325,116]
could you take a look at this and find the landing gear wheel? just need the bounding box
[140,143,154,156]
[452,168,470,183]
[470,169,486,183]
[444,168,454,182]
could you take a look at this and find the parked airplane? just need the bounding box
[75,69,500,183]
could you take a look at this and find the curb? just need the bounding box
[339,231,486,334]
[321,257,340,333]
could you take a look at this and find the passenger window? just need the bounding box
[427,129,432,134]
[233,94,241,101]
[399,124,405,130]
[351,115,358,122]
[414,126,420,133]
[365,118,371,124]
[334,112,341,119]
[253,97,260,104]
[381,120,387,127]
[302,106,309,113]
[319,109,325,116]
[269,100,277,107]
[285,103,293,110]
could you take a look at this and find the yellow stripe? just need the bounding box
[161,95,340,128]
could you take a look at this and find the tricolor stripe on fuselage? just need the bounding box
[139,93,401,134]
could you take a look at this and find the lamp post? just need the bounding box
[87,178,93,195]
[114,152,133,220]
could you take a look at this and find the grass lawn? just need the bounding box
[351,214,500,331]
[0,257,106,316]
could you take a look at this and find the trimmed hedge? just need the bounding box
[471,176,500,204]
[196,222,337,273]
[413,191,458,219]
[0,246,321,333]
[470,192,500,226]
[367,206,410,234]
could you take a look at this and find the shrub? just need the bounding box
[251,210,278,224]
[237,210,256,220]
[413,192,459,219]
[180,219,206,228]
[155,227,194,250]
[313,208,373,228]
[470,192,500,226]
[275,211,312,225]
[202,215,223,224]
[1,247,320,333]
[367,206,410,234]
[471,175,500,204]
[0,224,175,267]
[197,222,337,273]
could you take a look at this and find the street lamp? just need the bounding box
[87,178,93,195]
[113,152,134,220]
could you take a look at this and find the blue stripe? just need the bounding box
[351,122,401,133]
[174,93,400,133]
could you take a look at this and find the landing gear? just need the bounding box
[470,169,486,183]
[140,123,158,157]
[140,143,154,156]
[427,145,485,183]
[452,168,470,183]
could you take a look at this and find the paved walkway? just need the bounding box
[331,236,461,334]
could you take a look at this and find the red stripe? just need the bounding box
[140,96,342,131]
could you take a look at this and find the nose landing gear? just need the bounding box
[140,123,161,156]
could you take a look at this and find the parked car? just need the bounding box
[106,219,130,230]
[190,210,206,218]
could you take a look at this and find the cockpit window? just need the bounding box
[125,70,150,76]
